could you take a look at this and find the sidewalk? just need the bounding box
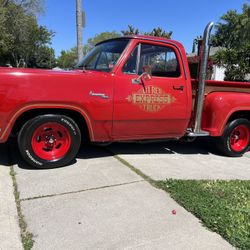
[10,145,233,249]
[0,145,22,250]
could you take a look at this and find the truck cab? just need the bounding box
[79,36,192,140]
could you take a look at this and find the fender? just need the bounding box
[0,102,94,143]
[202,92,250,136]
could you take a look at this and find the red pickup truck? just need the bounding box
[0,22,249,168]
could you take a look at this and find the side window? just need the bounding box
[122,46,138,74]
[122,43,181,78]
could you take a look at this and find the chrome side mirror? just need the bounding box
[132,66,152,85]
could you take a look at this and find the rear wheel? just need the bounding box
[18,115,81,168]
[216,118,250,157]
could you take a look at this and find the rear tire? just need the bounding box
[216,118,250,157]
[18,115,81,168]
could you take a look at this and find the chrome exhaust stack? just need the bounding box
[188,22,214,137]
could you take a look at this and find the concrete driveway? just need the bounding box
[2,138,249,249]
[109,138,250,180]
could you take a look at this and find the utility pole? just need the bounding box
[76,0,83,62]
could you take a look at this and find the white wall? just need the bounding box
[211,66,226,81]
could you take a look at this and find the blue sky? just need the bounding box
[39,0,248,57]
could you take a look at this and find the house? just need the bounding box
[187,47,226,80]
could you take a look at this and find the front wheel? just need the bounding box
[18,115,81,168]
[216,118,250,157]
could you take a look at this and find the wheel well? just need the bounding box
[12,109,90,141]
[227,111,250,124]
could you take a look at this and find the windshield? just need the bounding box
[76,39,130,72]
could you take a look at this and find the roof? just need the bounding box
[187,47,224,58]
[96,35,184,49]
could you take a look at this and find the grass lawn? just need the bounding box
[157,180,250,250]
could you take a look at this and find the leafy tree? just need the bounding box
[57,47,78,69]
[145,27,172,39]
[31,46,56,68]
[0,3,11,54]
[122,25,172,39]
[0,0,55,68]
[87,31,120,48]
[1,0,44,16]
[212,3,250,81]
[57,32,120,69]
[121,25,139,35]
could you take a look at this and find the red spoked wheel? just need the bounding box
[31,122,72,161]
[18,115,81,169]
[229,125,250,153]
[216,118,250,157]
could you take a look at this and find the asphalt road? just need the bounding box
[1,138,249,249]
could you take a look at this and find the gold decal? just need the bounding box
[127,86,176,113]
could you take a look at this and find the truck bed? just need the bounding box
[191,79,250,95]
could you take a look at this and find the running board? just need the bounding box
[187,130,210,137]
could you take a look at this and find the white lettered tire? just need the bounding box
[18,115,81,168]
[216,118,250,157]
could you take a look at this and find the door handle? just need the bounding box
[89,91,109,99]
[173,85,184,91]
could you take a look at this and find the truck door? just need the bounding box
[112,42,190,139]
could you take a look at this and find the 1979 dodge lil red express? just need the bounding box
[0,22,249,168]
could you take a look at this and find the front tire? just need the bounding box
[18,115,81,168]
[216,118,250,157]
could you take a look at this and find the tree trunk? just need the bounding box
[76,0,83,62]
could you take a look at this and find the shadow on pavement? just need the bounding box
[0,144,12,167]
[3,137,249,170]
[0,139,26,168]
[106,137,220,156]
[77,138,219,161]
[77,144,113,159]
[3,139,114,170]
